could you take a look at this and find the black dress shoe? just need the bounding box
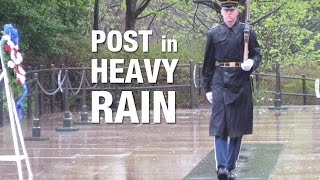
[227,169,236,180]
[217,167,228,180]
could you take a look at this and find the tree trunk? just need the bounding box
[125,0,137,30]
[238,10,245,23]
[125,0,151,31]
[93,0,99,30]
[238,0,246,23]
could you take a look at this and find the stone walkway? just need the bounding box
[0,105,319,180]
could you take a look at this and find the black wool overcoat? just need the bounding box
[202,21,262,138]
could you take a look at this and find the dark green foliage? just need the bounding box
[0,0,90,60]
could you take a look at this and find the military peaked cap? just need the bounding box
[219,0,239,10]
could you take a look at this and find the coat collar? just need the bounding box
[221,21,241,34]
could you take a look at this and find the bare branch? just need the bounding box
[146,2,166,30]
[109,3,120,8]
[196,13,210,30]
[306,19,320,31]
[151,23,159,38]
[251,2,287,25]
[136,0,152,18]
[137,3,176,20]
[192,0,221,14]
[199,10,221,24]
[193,4,199,30]
[147,15,157,30]
[138,13,156,20]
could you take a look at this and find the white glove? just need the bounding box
[206,92,213,104]
[241,59,254,71]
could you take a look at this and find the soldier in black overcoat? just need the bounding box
[202,0,262,179]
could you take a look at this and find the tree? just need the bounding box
[125,0,151,30]
[0,0,91,63]
[94,0,99,30]
[252,0,320,70]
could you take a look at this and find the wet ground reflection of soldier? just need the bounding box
[201,0,262,179]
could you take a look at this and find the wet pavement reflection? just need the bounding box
[0,105,320,179]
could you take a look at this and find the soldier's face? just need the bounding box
[221,9,239,24]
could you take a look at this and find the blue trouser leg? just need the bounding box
[227,136,242,170]
[215,136,242,170]
[214,136,228,169]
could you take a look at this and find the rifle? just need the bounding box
[243,0,250,62]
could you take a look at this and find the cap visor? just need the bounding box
[222,6,237,10]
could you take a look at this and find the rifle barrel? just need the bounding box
[246,0,250,21]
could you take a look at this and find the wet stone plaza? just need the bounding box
[0,105,320,180]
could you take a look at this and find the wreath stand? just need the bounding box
[0,51,33,180]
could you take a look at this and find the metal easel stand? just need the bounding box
[0,51,33,180]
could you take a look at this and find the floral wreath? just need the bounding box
[0,24,28,120]
[0,24,26,85]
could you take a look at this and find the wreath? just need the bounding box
[0,24,28,120]
[1,24,25,85]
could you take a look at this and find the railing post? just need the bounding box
[39,65,44,116]
[76,69,91,124]
[269,62,287,111]
[50,64,56,113]
[255,69,260,91]
[60,64,65,112]
[0,70,3,127]
[198,63,202,96]
[27,66,32,120]
[302,74,307,105]
[274,62,282,108]
[56,70,79,132]
[25,73,49,141]
[64,70,69,111]
[113,86,120,110]
[189,60,196,108]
